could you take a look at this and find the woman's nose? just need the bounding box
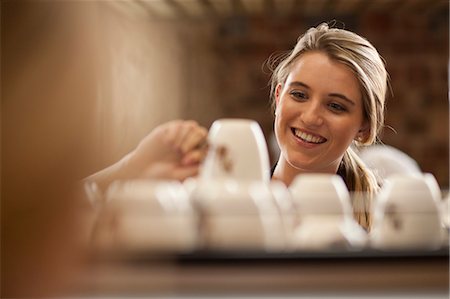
[300,102,324,127]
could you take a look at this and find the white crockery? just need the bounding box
[191,178,284,251]
[370,173,443,250]
[289,174,353,216]
[289,174,368,250]
[96,180,198,253]
[441,194,449,228]
[269,181,297,249]
[200,119,271,183]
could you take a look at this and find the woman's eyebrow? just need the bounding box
[289,81,310,89]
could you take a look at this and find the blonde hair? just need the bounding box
[269,23,389,230]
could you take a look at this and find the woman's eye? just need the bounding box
[290,91,308,101]
[328,102,347,112]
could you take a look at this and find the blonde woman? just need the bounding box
[89,23,388,230]
[270,23,389,230]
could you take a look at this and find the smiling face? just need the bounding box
[274,51,367,184]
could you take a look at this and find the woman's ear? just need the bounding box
[275,83,282,106]
[356,121,370,142]
[274,83,282,115]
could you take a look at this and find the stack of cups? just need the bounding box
[95,180,198,254]
[289,174,368,251]
[192,119,285,252]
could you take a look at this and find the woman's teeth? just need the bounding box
[294,129,325,144]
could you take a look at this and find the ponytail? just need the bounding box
[339,146,379,231]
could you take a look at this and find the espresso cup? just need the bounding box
[289,174,368,250]
[441,194,449,229]
[269,181,297,250]
[440,194,449,245]
[96,180,198,253]
[289,174,353,216]
[370,173,443,250]
[191,178,283,251]
[200,119,271,183]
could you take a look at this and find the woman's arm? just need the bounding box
[85,120,208,193]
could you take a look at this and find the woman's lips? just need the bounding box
[291,128,327,144]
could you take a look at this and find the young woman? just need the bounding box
[270,23,389,229]
[89,23,388,229]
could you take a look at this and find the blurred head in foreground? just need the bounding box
[2,1,99,297]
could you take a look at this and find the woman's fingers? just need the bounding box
[181,147,208,166]
[166,120,208,155]
[180,126,208,154]
[162,120,186,151]
[133,120,209,181]
[173,121,203,152]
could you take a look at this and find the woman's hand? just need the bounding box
[129,120,208,180]
[86,120,209,193]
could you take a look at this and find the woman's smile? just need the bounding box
[291,127,327,145]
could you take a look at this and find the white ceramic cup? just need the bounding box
[191,178,283,251]
[200,119,271,183]
[289,174,353,216]
[289,174,367,250]
[269,181,297,250]
[97,180,198,253]
[370,173,443,250]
